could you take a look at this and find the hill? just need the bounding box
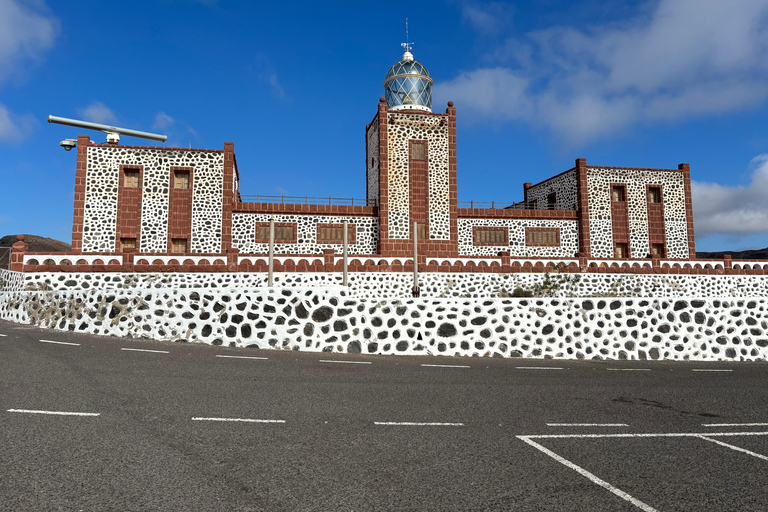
[696,247,768,260]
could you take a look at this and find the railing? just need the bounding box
[458,200,559,210]
[239,195,377,207]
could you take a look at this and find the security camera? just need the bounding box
[60,139,77,151]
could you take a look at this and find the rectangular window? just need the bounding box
[120,238,136,250]
[547,193,557,210]
[174,170,190,189]
[474,227,508,245]
[615,242,629,258]
[318,226,344,242]
[411,142,426,161]
[172,238,187,253]
[525,228,560,246]
[648,186,661,203]
[256,224,296,243]
[651,243,665,257]
[416,223,428,240]
[612,185,626,202]
[124,170,140,188]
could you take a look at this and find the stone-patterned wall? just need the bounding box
[457,218,578,257]
[82,146,224,254]
[525,170,578,210]
[231,214,378,254]
[386,112,450,240]
[14,271,768,299]
[0,269,23,292]
[2,288,766,361]
[366,118,379,205]
[587,168,688,259]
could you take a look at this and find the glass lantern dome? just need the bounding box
[384,50,433,112]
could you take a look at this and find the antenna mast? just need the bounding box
[401,17,413,53]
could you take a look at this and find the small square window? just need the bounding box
[411,142,426,161]
[648,187,661,203]
[174,170,190,189]
[124,170,140,188]
[416,223,428,240]
[120,238,136,250]
[615,243,629,258]
[651,243,665,257]
[612,185,626,202]
[172,239,187,253]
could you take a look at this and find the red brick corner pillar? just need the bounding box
[723,254,732,270]
[575,158,591,259]
[679,163,696,260]
[71,135,91,252]
[226,247,239,272]
[578,253,589,272]
[499,251,511,272]
[123,250,135,273]
[377,97,390,255]
[11,234,28,271]
[222,142,236,253]
[447,101,459,257]
[323,249,336,272]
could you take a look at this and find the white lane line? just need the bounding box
[692,369,733,372]
[697,435,768,462]
[703,423,768,427]
[0,333,7,337]
[7,409,99,417]
[518,436,659,512]
[374,422,464,426]
[191,417,285,423]
[547,423,629,427]
[516,366,564,370]
[607,368,650,371]
[421,364,470,368]
[318,359,372,365]
[40,339,80,346]
[524,431,768,440]
[216,355,268,360]
[120,348,169,354]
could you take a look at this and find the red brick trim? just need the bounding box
[377,98,390,254]
[167,166,194,253]
[408,139,429,239]
[91,143,224,153]
[317,223,357,244]
[679,163,696,259]
[222,142,235,252]
[116,164,144,252]
[457,209,577,220]
[525,227,561,247]
[447,102,459,257]
[646,183,666,258]
[71,135,91,252]
[473,226,508,246]
[575,158,591,257]
[232,203,377,216]
[609,182,631,256]
[254,222,298,243]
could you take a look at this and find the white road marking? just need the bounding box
[0,333,7,337]
[120,348,169,354]
[523,431,768,440]
[216,355,268,360]
[191,417,285,423]
[518,436,659,512]
[692,369,733,372]
[40,339,80,346]
[318,359,372,365]
[7,409,99,417]
[607,368,650,371]
[516,366,564,370]
[697,435,768,461]
[703,423,768,427]
[421,364,470,368]
[375,422,464,426]
[547,423,629,427]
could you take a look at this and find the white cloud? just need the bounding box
[77,101,118,125]
[153,111,175,131]
[692,154,768,239]
[0,0,58,84]
[438,0,768,145]
[461,2,514,35]
[0,102,35,143]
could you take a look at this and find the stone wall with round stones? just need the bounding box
[231,213,378,254]
[10,270,768,300]
[457,218,578,257]
[586,167,688,259]
[2,288,766,361]
[386,112,450,240]
[82,146,225,254]
[525,170,578,210]
[366,118,379,205]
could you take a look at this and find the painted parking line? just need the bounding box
[703,423,768,427]
[692,369,733,372]
[607,368,650,371]
[696,435,768,461]
[318,359,372,365]
[191,417,285,423]
[421,364,470,368]
[40,339,80,346]
[374,422,464,427]
[547,423,629,427]
[120,348,169,354]
[516,366,565,370]
[215,355,268,360]
[0,333,7,337]
[7,409,100,417]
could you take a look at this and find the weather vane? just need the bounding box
[401,17,413,53]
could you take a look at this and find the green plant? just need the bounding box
[531,263,582,297]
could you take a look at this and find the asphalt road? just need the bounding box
[1,318,767,511]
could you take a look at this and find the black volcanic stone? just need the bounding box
[312,306,333,323]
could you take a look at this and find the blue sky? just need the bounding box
[2,0,768,252]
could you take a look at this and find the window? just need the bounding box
[411,142,426,161]
[318,226,344,242]
[474,228,507,245]
[174,170,190,189]
[651,243,665,257]
[416,223,428,240]
[172,238,187,253]
[257,224,296,243]
[615,243,629,258]
[611,185,626,202]
[120,238,136,251]
[124,169,140,188]
[526,228,559,246]
[547,193,557,210]
[648,186,661,203]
